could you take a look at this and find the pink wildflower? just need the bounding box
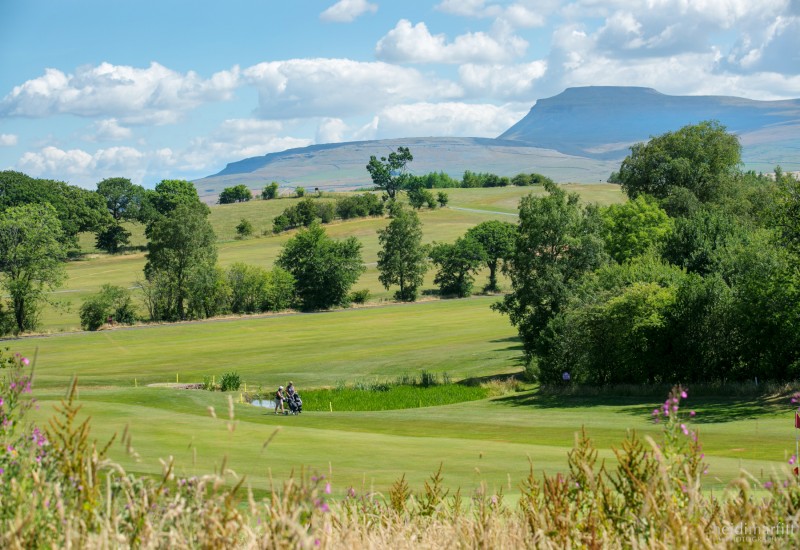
[21,357,29,366]
[790,455,797,465]
[690,410,696,417]
[680,390,687,399]
[325,482,331,494]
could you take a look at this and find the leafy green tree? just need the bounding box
[295,186,305,198]
[661,207,744,275]
[774,169,800,257]
[95,177,145,221]
[263,267,295,311]
[493,182,607,364]
[276,221,364,310]
[262,181,279,200]
[141,179,206,233]
[0,203,67,333]
[366,146,413,199]
[465,220,516,292]
[408,187,435,210]
[618,120,742,203]
[436,191,449,208]
[0,171,111,250]
[219,184,252,204]
[95,222,132,254]
[600,195,673,263]
[187,266,230,319]
[430,237,486,297]
[94,177,144,254]
[236,218,254,239]
[377,205,428,301]
[143,202,218,321]
[79,284,137,330]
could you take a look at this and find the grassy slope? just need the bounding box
[20,183,789,499]
[43,185,626,332]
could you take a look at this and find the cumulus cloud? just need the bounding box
[320,0,378,23]
[436,0,551,27]
[1,62,241,124]
[0,134,18,146]
[459,61,547,99]
[88,118,132,141]
[243,58,462,118]
[17,145,144,185]
[376,19,528,64]
[316,118,349,143]
[368,102,527,139]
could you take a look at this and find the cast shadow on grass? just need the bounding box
[494,385,794,424]
[490,336,525,353]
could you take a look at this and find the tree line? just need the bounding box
[496,120,800,384]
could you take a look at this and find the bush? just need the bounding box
[261,181,279,200]
[349,289,370,304]
[295,186,305,198]
[235,218,253,238]
[219,372,241,392]
[79,284,137,330]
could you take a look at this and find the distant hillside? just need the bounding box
[194,137,619,201]
[500,86,800,166]
[195,87,800,201]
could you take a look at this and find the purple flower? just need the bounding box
[21,357,29,366]
[790,455,797,465]
[562,372,570,381]
[690,410,696,417]
[680,424,689,435]
[764,481,774,489]
[680,390,687,399]
[325,482,331,494]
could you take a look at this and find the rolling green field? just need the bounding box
[9,183,792,501]
[17,297,797,499]
[46,184,624,333]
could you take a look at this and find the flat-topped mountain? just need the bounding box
[500,86,800,160]
[195,87,800,201]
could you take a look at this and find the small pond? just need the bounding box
[251,399,277,409]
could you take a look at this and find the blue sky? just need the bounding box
[1,0,798,188]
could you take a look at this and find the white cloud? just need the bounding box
[89,118,132,141]
[459,61,547,99]
[316,118,349,143]
[436,0,551,27]
[0,134,18,146]
[369,102,527,139]
[243,58,462,118]
[320,0,378,23]
[376,19,528,64]
[1,62,241,124]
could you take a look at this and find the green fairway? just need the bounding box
[15,294,797,500]
[26,382,794,499]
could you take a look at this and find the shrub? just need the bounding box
[295,186,305,198]
[349,289,370,304]
[219,372,241,392]
[79,284,137,330]
[235,218,253,238]
[262,181,279,200]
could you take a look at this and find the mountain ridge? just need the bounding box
[195,86,800,201]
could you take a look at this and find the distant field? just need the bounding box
[47,184,625,333]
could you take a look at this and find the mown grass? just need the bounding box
[292,384,490,412]
[16,297,522,388]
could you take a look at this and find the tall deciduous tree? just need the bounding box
[377,205,428,301]
[618,120,742,204]
[600,195,673,264]
[430,236,486,298]
[142,179,206,234]
[465,220,516,292]
[366,146,413,199]
[219,185,252,204]
[96,177,145,221]
[494,182,607,364]
[0,203,67,333]
[277,221,364,311]
[144,202,217,321]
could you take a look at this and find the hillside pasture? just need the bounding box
[48,185,624,333]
